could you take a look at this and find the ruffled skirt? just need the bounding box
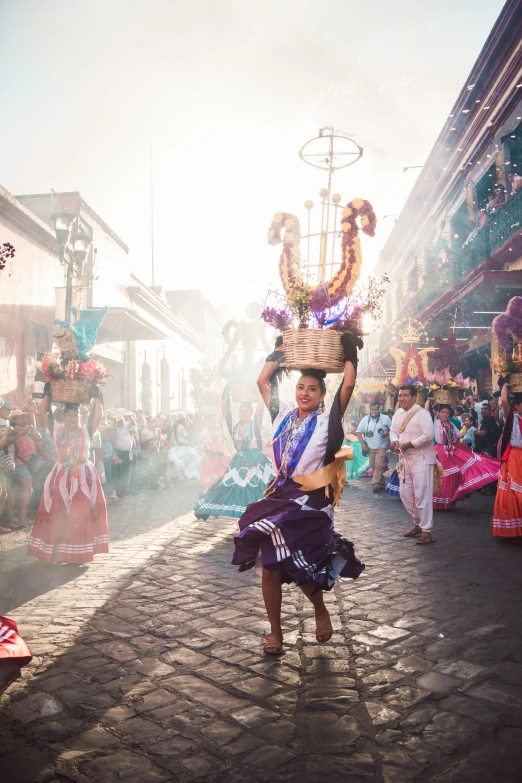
[492,446,522,537]
[232,483,364,590]
[386,469,401,498]
[28,461,108,564]
[434,442,500,510]
[194,448,275,520]
[168,446,202,480]
[200,452,231,489]
[345,439,370,479]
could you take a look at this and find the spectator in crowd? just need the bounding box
[475,392,491,426]
[461,411,478,448]
[356,402,391,493]
[101,420,118,499]
[454,405,465,426]
[141,416,159,447]
[0,400,32,534]
[474,402,501,456]
[486,186,505,212]
[508,171,522,196]
[29,403,58,511]
[112,414,134,496]
[6,409,42,530]
[478,208,488,228]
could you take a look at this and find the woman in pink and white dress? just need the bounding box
[28,390,108,564]
[431,403,500,510]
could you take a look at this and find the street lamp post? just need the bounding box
[51,209,93,322]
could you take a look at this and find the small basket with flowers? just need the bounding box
[426,370,470,404]
[491,297,522,391]
[39,355,113,404]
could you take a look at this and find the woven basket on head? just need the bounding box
[432,388,458,405]
[281,329,345,374]
[508,373,522,393]
[230,384,259,404]
[50,379,93,404]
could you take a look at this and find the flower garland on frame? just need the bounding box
[268,198,377,308]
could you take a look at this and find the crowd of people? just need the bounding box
[0,395,239,537]
[344,381,522,544]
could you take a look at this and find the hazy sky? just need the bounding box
[0,0,505,309]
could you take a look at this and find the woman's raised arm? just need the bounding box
[339,332,361,417]
[258,337,284,410]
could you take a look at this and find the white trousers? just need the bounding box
[399,464,434,531]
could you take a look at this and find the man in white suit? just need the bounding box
[390,385,436,545]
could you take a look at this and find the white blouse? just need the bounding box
[272,403,331,478]
[511,413,522,448]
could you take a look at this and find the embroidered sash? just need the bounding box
[398,404,421,434]
[272,408,319,481]
[295,446,354,507]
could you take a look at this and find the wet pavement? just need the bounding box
[1,479,522,782]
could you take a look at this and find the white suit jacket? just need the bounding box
[390,405,436,467]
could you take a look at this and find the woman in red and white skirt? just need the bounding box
[430,402,500,510]
[492,377,522,539]
[199,426,230,489]
[28,388,108,564]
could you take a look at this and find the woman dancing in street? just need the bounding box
[194,388,275,519]
[427,400,500,510]
[28,389,108,564]
[232,334,365,655]
[492,377,522,539]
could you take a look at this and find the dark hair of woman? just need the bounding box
[513,392,522,406]
[64,403,80,413]
[438,404,454,416]
[299,368,326,395]
[465,410,478,425]
[239,402,253,413]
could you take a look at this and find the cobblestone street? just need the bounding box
[1,479,522,783]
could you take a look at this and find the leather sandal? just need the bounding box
[404,525,422,537]
[416,534,435,545]
[264,633,284,655]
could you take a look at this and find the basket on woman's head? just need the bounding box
[281,329,363,375]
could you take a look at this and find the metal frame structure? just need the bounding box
[297,127,363,281]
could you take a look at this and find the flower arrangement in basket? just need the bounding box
[426,370,470,404]
[263,198,388,372]
[39,355,113,404]
[491,297,522,391]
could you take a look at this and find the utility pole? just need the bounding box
[150,143,155,287]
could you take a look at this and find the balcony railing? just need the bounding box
[488,187,522,254]
[377,190,522,354]
[406,189,522,317]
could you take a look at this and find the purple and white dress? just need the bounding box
[232,388,364,590]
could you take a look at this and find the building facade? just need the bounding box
[364,2,522,389]
[1,187,218,412]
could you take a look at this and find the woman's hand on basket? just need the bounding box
[341,330,364,366]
